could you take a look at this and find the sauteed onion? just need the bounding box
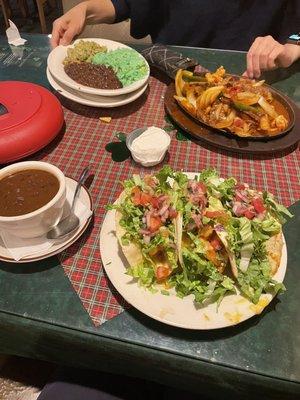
[174,67,289,137]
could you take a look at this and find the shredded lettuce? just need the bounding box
[174,244,236,305]
[239,217,254,273]
[170,179,184,213]
[253,214,281,238]
[173,170,189,187]
[206,196,225,212]
[216,178,237,201]
[226,218,242,254]
[263,192,293,223]
[127,261,155,288]
[123,178,136,190]
[132,174,143,187]
[237,259,285,304]
[199,168,219,182]
[155,165,173,190]
[199,169,236,201]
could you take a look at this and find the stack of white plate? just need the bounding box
[47,38,150,108]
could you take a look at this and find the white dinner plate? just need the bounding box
[0,177,93,263]
[100,173,287,330]
[47,38,150,97]
[47,68,148,108]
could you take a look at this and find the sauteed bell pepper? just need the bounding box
[233,101,259,113]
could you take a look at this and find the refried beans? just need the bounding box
[64,62,122,89]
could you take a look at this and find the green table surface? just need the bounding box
[0,34,300,399]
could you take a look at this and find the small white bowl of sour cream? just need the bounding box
[126,126,171,167]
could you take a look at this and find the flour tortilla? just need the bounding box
[115,191,181,270]
[265,231,283,276]
[115,191,143,267]
[227,231,283,278]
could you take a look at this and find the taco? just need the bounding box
[170,170,236,305]
[195,169,292,304]
[112,166,181,287]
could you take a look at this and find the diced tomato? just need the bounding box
[210,235,223,251]
[131,188,159,209]
[169,208,178,219]
[131,187,141,205]
[149,196,160,209]
[244,209,256,219]
[149,216,162,233]
[252,197,266,214]
[197,182,207,193]
[155,265,172,282]
[140,192,153,206]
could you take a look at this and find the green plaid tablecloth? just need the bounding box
[36,76,300,326]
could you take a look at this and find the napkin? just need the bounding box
[6,20,27,46]
[141,44,209,79]
[0,184,92,261]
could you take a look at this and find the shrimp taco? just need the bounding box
[188,169,292,304]
[171,170,236,305]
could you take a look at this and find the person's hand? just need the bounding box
[51,3,87,48]
[243,35,300,79]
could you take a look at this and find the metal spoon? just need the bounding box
[47,166,90,240]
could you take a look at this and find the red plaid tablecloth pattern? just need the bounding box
[37,76,300,326]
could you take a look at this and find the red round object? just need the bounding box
[0,81,64,164]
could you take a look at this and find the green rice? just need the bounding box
[92,48,148,87]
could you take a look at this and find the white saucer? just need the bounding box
[0,177,93,263]
[47,38,150,97]
[47,68,148,108]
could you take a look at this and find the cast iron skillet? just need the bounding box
[174,74,295,141]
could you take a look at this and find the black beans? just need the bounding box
[64,62,122,89]
[0,170,59,217]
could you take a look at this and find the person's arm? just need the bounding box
[243,35,300,79]
[51,0,123,48]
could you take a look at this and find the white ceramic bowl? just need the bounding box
[47,38,150,97]
[0,161,66,238]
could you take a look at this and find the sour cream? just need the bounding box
[130,126,171,166]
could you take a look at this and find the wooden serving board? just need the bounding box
[164,83,300,154]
